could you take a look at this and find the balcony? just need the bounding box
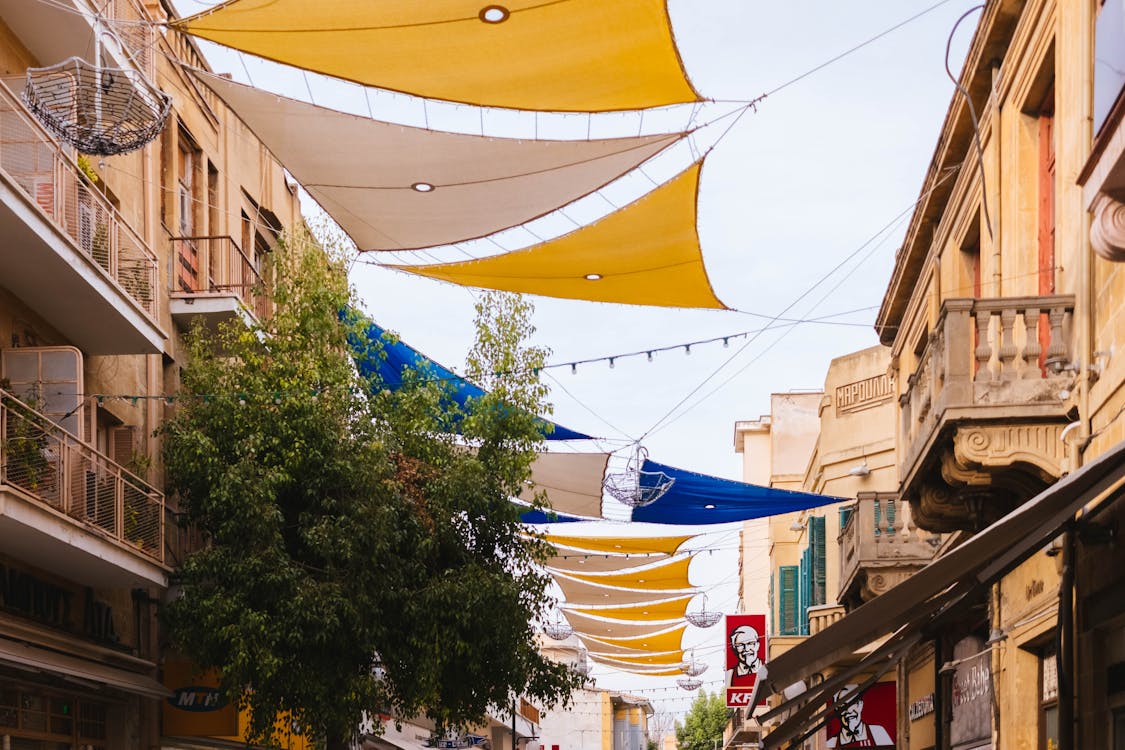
[0,81,164,354]
[838,494,939,610]
[0,0,156,80]
[807,603,846,635]
[723,707,763,749]
[170,235,271,332]
[0,390,167,588]
[899,296,1075,531]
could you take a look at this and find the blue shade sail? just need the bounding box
[630,460,841,524]
[350,321,591,441]
[519,509,591,524]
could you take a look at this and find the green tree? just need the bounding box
[162,228,581,749]
[674,690,730,750]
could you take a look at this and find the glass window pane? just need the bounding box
[1044,704,1059,749]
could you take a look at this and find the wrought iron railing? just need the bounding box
[172,235,272,321]
[0,81,159,318]
[0,390,164,563]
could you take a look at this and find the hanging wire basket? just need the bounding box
[679,652,708,677]
[572,660,592,677]
[603,445,674,508]
[685,594,723,629]
[23,56,171,156]
[543,612,574,641]
[676,677,703,691]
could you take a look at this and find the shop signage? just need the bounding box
[725,613,767,708]
[909,692,934,721]
[430,734,488,748]
[162,659,239,737]
[825,681,896,748]
[0,561,119,644]
[950,636,992,747]
[836,374,892,415]
[168,686,228,712]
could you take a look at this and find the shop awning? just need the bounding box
[0,638,170,699]
[174,0,699,112]
[753,438,1125,749]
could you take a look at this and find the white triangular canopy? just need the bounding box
[197,72,684,251]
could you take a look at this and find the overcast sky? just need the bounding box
[171,0,978,713]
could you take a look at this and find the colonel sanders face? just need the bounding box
[730,625,761,670]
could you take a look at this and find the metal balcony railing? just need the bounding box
[172,235,272,321]
[0,81,159,318]
[899,295,1075,473]
[0,390,164,563]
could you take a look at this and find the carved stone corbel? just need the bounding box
[1091,192,1125,263]
[951,424,1064,482]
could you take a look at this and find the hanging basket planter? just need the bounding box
[685,593,723,628]
[23,57,171,156]
[603,445,674,508]
[676,677,703,691]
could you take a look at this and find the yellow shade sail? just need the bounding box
[566,594,692,622]
[589,663,686,677]
[557,555,694,592]
[562,610,681,641]
[587,650,685,666]
[176,0,699,112]
[553,573,685,607]
[395,164,727,309]
[579,623,686,653]
[544,534,693,556]
[548,551,671,574]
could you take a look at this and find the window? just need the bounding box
[1037,86,1056,374]
[809,515,827,606]
[0,685,107,749]
[1,346,85,439]
[778,565,799,635]
[1040,645,1059,750]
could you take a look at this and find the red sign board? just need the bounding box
[725,613,766,707]
[825,681,896,748]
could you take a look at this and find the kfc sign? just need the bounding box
[725,614,766,708]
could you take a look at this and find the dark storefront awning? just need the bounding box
[0,637,170,699]
[753,438,1125,749]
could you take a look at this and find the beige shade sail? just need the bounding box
[557,555,694,592]
[394,163,728,309]
[590,664,686,677]
[562,609,682,640]
[520,452,609,519]
[176,0,700,112]
[547,551,670,574]
[552,572,686,607]
[579,623,687,653]
[543,534,693,556]
[565,594,693,622]
[196,73,683,251]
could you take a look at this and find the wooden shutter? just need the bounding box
[779,565,799,636]
[810,515,827,606]
[799,548,811,635]
[839,505,854,531]
[109,425,137,469]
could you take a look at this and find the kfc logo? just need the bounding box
[725,614,766,708]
